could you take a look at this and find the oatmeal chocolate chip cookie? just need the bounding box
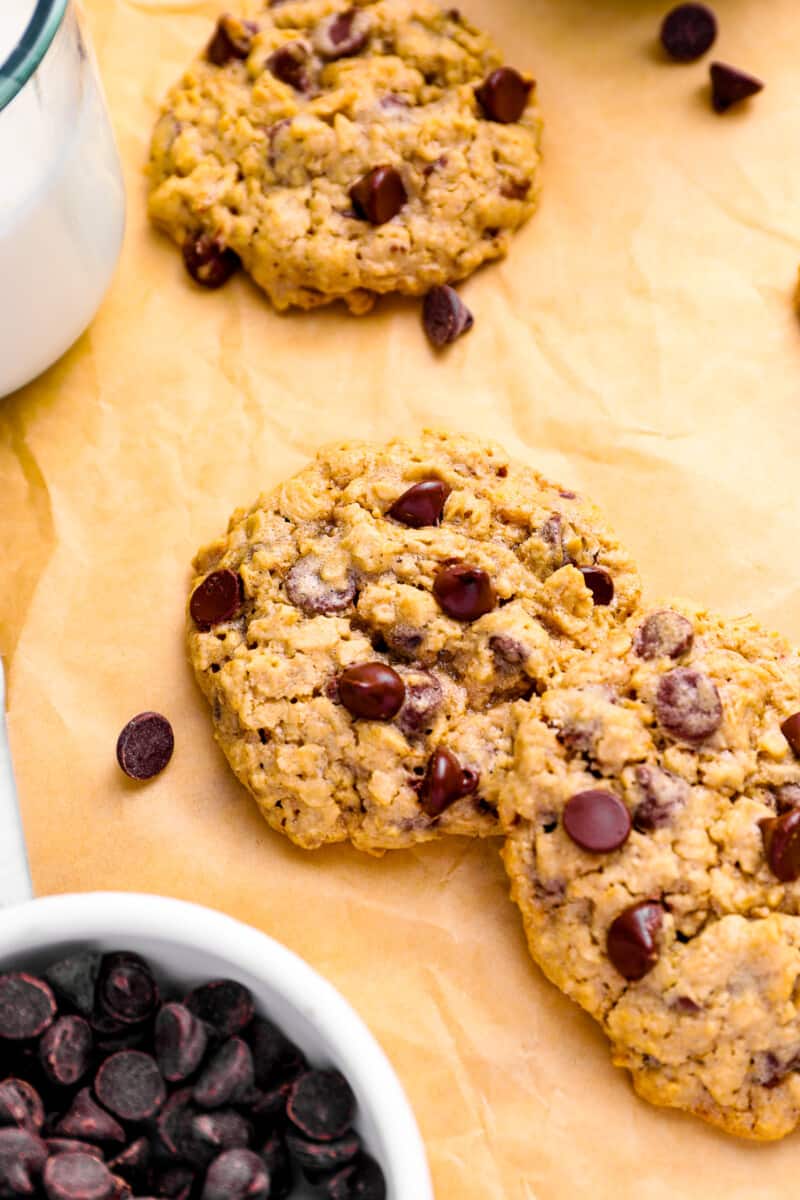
[501,601,800,1139]
[148,0,541,313]
[186,431,640,853]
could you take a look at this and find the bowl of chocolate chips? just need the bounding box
[0,892,432,1200]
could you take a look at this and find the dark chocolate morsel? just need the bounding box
[326,1154,387,1200]
[157,1164,197,1199]
[56,1089,126,1145]
[775,783,800,813]
[286,1130,360,1176]
[418,747,480,818]
[45,1141,104,1160]
[633,610,694,660]
[285,555,355,616]
[268,41,311,91]
[94,1052,166,1122]
[286,1070,356,1142]
[43,1152,117,1200]
[193,1038,254,1109]
[313,9,371,60]
[349,167,407,225]
[109,1138,151,1180]
[433,563,495,622]
[761,809,800,883]
[563,790,631,853]
[781,713,800,757]
[0,973,56,1040]
[396,674,443,738]
[632,765,690,832]
[660,4,717,61]
[201,1149,270,1200]
[189,1110,252,1165]
[190,569,243,628]
[475,67,533,123]
[0,1128,48,1198]
[98,953,159,1025]
[116,713,174,782]
[710,61,764,113]
[578,566,614,607]
[186,979,254,1040]
[261,1132,293,1199]
[656,668,722,743]
[247,1017,306,1089]
[387,480,450,528]
[44,953,101,1018]
[39,1017,93,1087]
[422,287,474,348]
[607,901,663,981]
[337,663,405,721]
[0,1079,44,1133]
[155,1003,208,1083]
[206,16,258,66]
[183,234,241,289]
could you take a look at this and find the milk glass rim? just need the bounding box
[0,0,69,114]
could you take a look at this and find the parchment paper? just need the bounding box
[3,0,800,1195]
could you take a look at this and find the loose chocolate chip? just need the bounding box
[313,9,371,60]
[247,1018,306,1089]
[56,1089,125,1145]
[285,555,356,617]
[776,783,800,813]
[39,1017,93,1087]
[155,1088,193,1159]
[418,748,479,818]
[249,1083,290,1121]
[475,67,533,124]
[286,1130,360,1177]
[710,62,764,113]
[268,41,311,91]
[0,1079,44,1133]
[0,973,56,1040]
[287,1070,356,1142]
[186,980,255,1040]
[109,1138,151,1180]
[387,480,451,528]
[157,1164,196,1199]
[761,809,800,882]
[656,668,722,743]
[189,1110,252,1165]
[116,713,174,782]
[433,563,495,622]
[202,1149,270,1200]
[781,713,800,757]
[95,1052,166,1122]
[578,566,614,607]
[0,1128,47,1197]
[660,4,717,61]
[337,663,405,721]
[98,954,159,1025]
[261,1132,292,1199]
[632,765,690,832]
[422,286,474,348]
[46,1141,104,1160]
[183,234,241,289]
[43,1152,117,1200]
[326,1154,387,1200]
[193,1038,254,1109]
[155,1003,208,1083]
[349,166,407,225]
[563,790,631,853]
[206,16,258,66]
[44,953,101,1019]
[190,569,243,628]
[607,901,663,981]
[396,675,443,738]
[633,610,694,660]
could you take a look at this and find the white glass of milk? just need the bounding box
[0,1,125,397]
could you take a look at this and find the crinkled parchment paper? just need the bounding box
[3,0,800,1195]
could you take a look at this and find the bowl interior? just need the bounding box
[0,893,432,1200]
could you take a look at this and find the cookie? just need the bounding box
[186,431,640,852]
[501,600,800,1139]
[148,0,542,313]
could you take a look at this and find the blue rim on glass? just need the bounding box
[0,0,69,113]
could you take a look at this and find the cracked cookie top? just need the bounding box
[502,601,800,1139]
[148,0,542,312]
[186,430,639,852]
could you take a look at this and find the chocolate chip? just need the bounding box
[206,16,258,66]
[95,1052,166,1122]
[672,995,702,1015]
[578,566,614,607]
[775,783,800,813]
[183,234,241,289]
[489,635,527,667]
[327,1154,387,1200]
[261,1132,292,1199]
[632,765,690,832]
[43,1152,117,1200]
[193,1039,254,1109]
[202,1149,270,1200]
[563,790,631,853]
[268,41,311,91]
[656,668,722,743]
[249,1083,290,1122]
[781,713,800,757]
[44,953,101,1019]
[387,480,450,527]
[116,713,175,782]
[286,1070,356,1142]
[157,1164,196,1199]
[761,809,800,882]
[186,980,254,1040]
[108,1138,151,1181]
[433,563,495,622]
[422,286,474,348]
[46,1141,104,1160]
[418,748,479,818]
[155,1088,193,1159]
[349,167,407,225]
[39,1017,93,1087]
[0,973,56,1040]
[0,1128,47,1197]
[660,4,717,61]
[247,1017,306,1089]
[155,1003,208,1083]
[190,569,243,628]
[384,626,423,659]
[607,901,663,981]
[313,9,371,60]
[710,62,764,113]
[0,1079,44,1133]
[337,663,405,721]
[56,1089,125,1145]
[475,67,533,124]
[98,953,159,1025]
[189,1110,252,1165]
[286,1130,360,1177]
[285,555,355,616]
[633,611,694,660]
[396,674,443,737]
